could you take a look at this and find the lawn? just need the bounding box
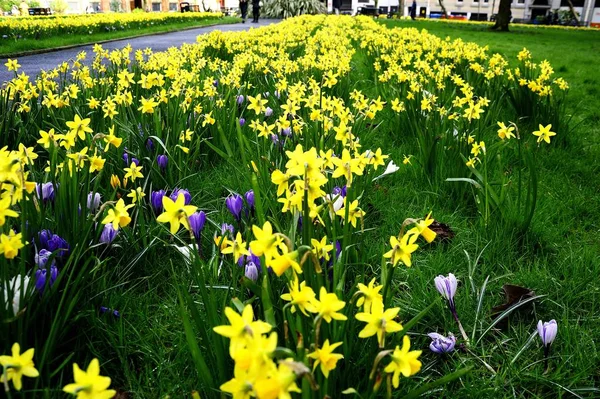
[0,13,237,57]
[1,15,599,398]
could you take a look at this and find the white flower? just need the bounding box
[372,160,400,181]
[2,274,30,315]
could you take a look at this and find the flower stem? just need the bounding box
[453,311,470,344]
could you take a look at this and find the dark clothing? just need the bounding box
[252,0,260,22]
[332,0,341,8]
[410,1,416,19]
[239,0,248,20]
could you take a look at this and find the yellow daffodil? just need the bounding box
[384,335,422,389]
[63,358,116,399]
[532,124,556,144]
[308,340,344,378]
[0,343,39,391]
[101,199,134,231]
[383,232,419,267]
[316,287,347,323]
[355,299,403,347]
[156,193,198,234]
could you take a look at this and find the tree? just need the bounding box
[491,0,511,31]
[438,0,448,18]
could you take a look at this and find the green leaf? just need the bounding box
[400,367,472,399]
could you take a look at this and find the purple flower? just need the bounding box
[113,310,121,318]
[100,223,118,244]
[281,127,291,137]
[428,332,456,354]
[131,158,140,166]
[245,261,259,282]
[270,134,280,146]
[434,273,458,312]
[244,190,255,210]
[170,188,192,205]
[38,230,69,257]
[100,306,109,314]
[537,320,557,347]
[221,223,234,235]
[188,211,206,240]
[226,194,243,221]
[35,249,55,268]
[264,107,273,117]
[213,79,219,87]
[151,190,166,214]
[87,192,102,213]
[157,154,168,171]
[35,265,58,292]
[239,118,246,127]
[36,182,55,203]
[122,151,129,166]
[236,95,245,105]
[146,138,154,151]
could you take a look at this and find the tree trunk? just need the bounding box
[399,0,405,16]
[491,0,511,31]
[438,0,448,18]
[566,0,580,26]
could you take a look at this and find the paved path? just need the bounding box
[0,19,278,84]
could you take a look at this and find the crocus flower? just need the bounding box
[428,332,456,354]
[434,273,458,313]
[170,188,191,205]
[131,157,140,166]
[537,320,557,348]
[434,273,468,342]
[239,118,246,127]
[100,223,118,244]
[34,264,58,293]
[226,194,243,221]
[151,190,166,214]
[122,151,129,166]
[281,127,291,137]
[87,192,102,213]
[188,211,206,240]
[36,182,55,203]
[244,190,255,210]
[221,223,234,235]
[157,154,168,171]
[38,230,70,257]
[264,107,273,117]
[236,94,244,105]
[245,261,259,282]
[146,138,154,151]
[35,249,55,269]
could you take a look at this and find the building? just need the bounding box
[325,0,600,24]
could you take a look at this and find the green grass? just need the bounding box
[0,16,239,57]
[17,19,600,397]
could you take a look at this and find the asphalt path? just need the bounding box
[0,19,278,84]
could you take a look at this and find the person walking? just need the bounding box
[252,0,260,23]
[410,0,417,20]
[239,0,248,22]
[333,0,341,14]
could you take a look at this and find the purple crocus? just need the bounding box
[428,333,456,354]
[236,94,245,105]
[38,230,70,258]
[239,118,246,127]
[122,151,129,166]
[36,182,55,203]
[221,223,234,235]
[434,273,458,313]
[245,261,259,282]
[188,211,206,241]
[35,249,54,269]
[35,265,58,292]
[87,192,102,213]
[264,107,273,117]
[157,154,168,172]
[537,320,557,348]
[170,188,192,205]
[281,127,291,137]
[151,190,166,214]
[100,223,118,244]
[537,319,557,370]
[434,273,469,343]
[226,194,243,221]
[244,190,255,210]
[131,158,140,166]
[146,138,154,151]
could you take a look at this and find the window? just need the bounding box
[517,0,525,4]
[152,2,161,11]
[169,2,177,10]
[473,0,479,3]
[483,0,489,4]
